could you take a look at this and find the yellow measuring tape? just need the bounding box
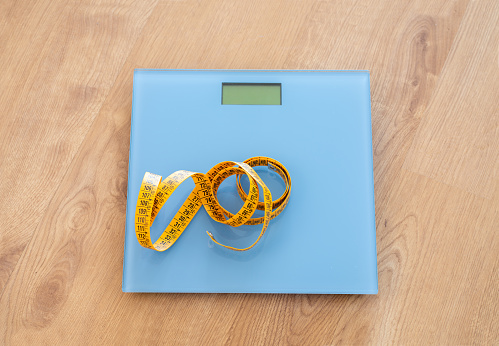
[135,157,291,251]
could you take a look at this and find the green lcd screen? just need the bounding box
[222,83,281,105]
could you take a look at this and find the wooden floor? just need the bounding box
[1,0,498,344]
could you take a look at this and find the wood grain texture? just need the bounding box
[404,0,499,199]
[0,0,497,344]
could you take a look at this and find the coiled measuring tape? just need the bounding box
[135,157,291,251]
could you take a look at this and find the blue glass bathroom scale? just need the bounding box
[123,70,378,294]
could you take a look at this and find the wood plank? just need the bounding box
[3,0,498,344]
[404,0,499,198]
[0,0,158,292]
[0,0,70,293]
[375,170,498,344]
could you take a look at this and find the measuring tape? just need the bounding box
[135,157,291,251]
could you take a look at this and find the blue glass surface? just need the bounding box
[123,70,377,294]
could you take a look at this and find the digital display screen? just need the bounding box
[222,83,281,105]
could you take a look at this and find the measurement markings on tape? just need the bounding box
[135,157,291,251]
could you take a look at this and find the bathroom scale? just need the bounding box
[122,69,378,294]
